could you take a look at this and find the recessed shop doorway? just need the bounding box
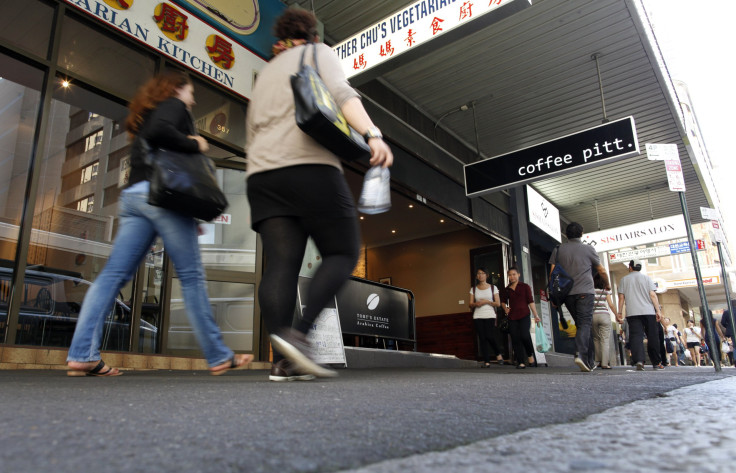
[342,167,507,357]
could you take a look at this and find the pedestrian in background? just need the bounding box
[683,320,703,366]
[592,273,616,369]
[67,71,251,376]
[549,222,610,372]
[664,317,681,367]
[501,267,540,369]
[616,259,663,370]
[245,9,393,378]
[469,267,504,368]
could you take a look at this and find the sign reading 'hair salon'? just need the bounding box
[464,117,640,197]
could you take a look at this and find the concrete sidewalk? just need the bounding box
[0,365,732,473]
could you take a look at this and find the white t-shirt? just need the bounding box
[665,325,678,340]
[470,285,499,319]
[684,326,701,344]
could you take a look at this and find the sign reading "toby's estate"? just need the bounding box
[464,117,639,197]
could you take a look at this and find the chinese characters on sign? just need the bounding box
[154,3,189,41]
[62,0,267,98]
[333,0,520,78]
[206,34,235,69]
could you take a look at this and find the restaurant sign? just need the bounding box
[62,0,268,99]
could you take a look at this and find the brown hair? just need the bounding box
[274,9,317,41]
[125,70,191,136]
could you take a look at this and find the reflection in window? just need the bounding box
[85,130,104,151]
[80,162,98,184]
[75,195,94,213]
[22,81,135,349]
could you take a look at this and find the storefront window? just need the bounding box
[168,280,255,352]
[0,54,44,333]
[17,80,138,348]
[198,162,256,272]
[190,76,247,149]
[58,13,156,99]
[0,0,53,59]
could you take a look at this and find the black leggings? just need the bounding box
[257,215,360,340]
[508,316,534,365]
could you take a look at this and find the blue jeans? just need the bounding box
[564,293,595,368]
[67,191,233,367]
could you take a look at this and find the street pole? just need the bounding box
[679,192,721,371]
[716,241,736,356]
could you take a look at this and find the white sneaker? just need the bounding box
[574,357,590,372]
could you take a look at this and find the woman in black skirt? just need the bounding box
[245,10,392,378]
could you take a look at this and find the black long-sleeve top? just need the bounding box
[127,97,199,187]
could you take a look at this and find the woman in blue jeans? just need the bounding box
[66,71,251,376]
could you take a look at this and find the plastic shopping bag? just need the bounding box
[535,322,551,353]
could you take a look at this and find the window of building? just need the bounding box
[76,196,94,213]
[85,130,104,152]
[80,162,99,184]
[59,13,156,99]
[0,0,53,58]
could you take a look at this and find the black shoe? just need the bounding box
[270,328,337,378]
[497,360,505,366]
[516,364,526,369]
[269,359,316,382]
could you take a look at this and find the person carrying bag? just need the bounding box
[67,71,251,376]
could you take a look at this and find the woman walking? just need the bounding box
[246,9,392,377]
[469,268,504,368]
[501,267,540,369]
[592,273,616,369]
[683,319,703,366]
[66,71,251,376]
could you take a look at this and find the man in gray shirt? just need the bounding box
[549,222,610,372]
[616,259,663,370]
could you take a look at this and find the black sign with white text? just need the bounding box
[336,278,414,341]
[464,116,639,196]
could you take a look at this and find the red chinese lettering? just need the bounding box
[460,2,474,20]
[431,17,444,35]
[353,54,368,70]
[207,35,235,69]
[380,40,395,57]
[154,3,189,40]
[489,0,502,5]
[405,29,416,47]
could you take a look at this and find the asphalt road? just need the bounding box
[0,365,732,473]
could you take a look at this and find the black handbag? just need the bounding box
[142,138,228,221]
[291,43,371,161]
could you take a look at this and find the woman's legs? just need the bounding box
[256,217,309,337]
[473,318,492,363]
[592,313,611,366]
[152,202,233,368]
[509,317,533,366]
[296,216,360,334]
[67,193,156,364]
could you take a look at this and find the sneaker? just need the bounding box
[653,363,665,370]
[636,362,644,371]
[269,359,316,382]
[574,357,591,372]
[270,329,337,378]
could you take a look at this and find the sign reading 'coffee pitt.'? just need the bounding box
[465,116,639,197]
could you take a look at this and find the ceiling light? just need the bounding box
[391,230,396,234]
[408,204,413,208]
[440,219,445,223]
[61,79,70,88]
